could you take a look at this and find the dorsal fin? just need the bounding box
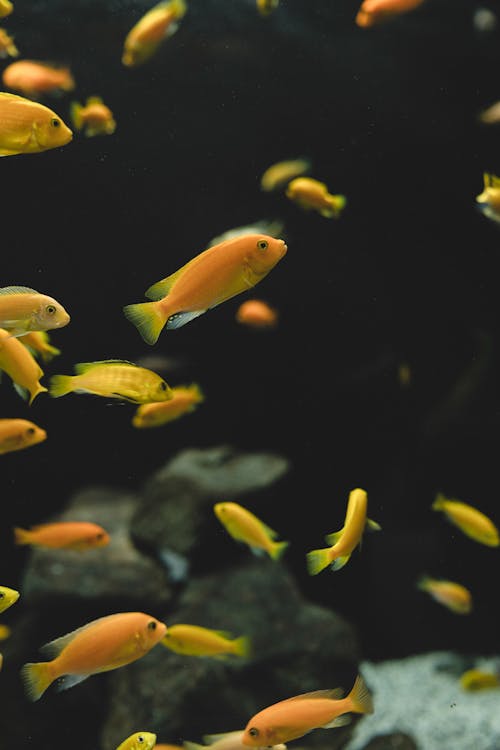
[40,615,117,658]
[0,285,39,296]
[74,359,137,375]
[280,687,344,703]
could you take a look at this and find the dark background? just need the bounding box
[1,0,500,661]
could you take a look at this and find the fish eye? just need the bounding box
[159,382,168,391]
[0,592,4,599]
[26,427,36,435]
[249,728,260,738]
[257,240,268,251]
[137,736,145,744]
[96,533,104,540]
[45,305,57,315]
[51,118,60,128]
[147,620,157,630]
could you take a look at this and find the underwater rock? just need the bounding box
[361,733,418,749]
[101,557,361,749]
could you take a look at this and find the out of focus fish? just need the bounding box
[20,611,168,701]
[20,330,61,363]
[0,586,19,613]
[0,28,18,58]
[207,219,285,248]
[118,734,157,750]
[2,60,75,98]
[473,7,497,32]
[14,521,110,551]
[0,286,70,337]
[0,92,72,156]
[161,624,250,658]
[0,0,12,19]
[306,488,381,574]
[0,327,47,404]
[476,172,500,225]
[477,101,500,125]
[459,668,500,691]
[184,730,287,750]
[0,624,11,640]
[132,383,204,428]
[260,158,311,192]
[432,493,499,547]
[235,299,278,329]
[123,234,287,344]
[257,0,279,16]
[286,177,346,219]
[122,0,187,67]
[70,96,116,137]
[48,360,173,403]
[0,418,46,454]
[417,576,472,614]
[355,0,426,26]
[214,501,289,560]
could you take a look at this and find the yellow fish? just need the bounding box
[161,624,250,658]
[48,359,173,403]
[417,576,472,614]
[20,330,61,363]
[70,96,116,137]
[0,418,46,454]
[0,92,72,156]
[0,624,11,640]
[0,327,47,404]
[257,0,279,16]
[0,0,12,19]
[432,493,499,547]
[117,733,157,750]
[459,668,500,691]
[0,586,19,613]
[476,172,500,225]
[0,27,18,58]
[132,383,204,428]
[0,285,70,337]
[214,501,289,560]
[306,488,381,574]
[184,731,287,750]
[286,177,346,219]
[122,0,187,67]
[260,158,311,191]
[124,234,287,345]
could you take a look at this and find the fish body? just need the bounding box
[2,60,75,98]
[161,624,250,658]
[14,521,110,550]
[235,299,278,329]
[117,733,157,750]
[132,383,204,428]
[242,675,374,746]
[49,360,173,403]
[355,0,425,26]
[122,0,187,67]
[286,177,346,218]
[0,0,12,19]
[214,501,289,560]
[478,102,500,125]
[257,0,279,17]
[20,611,167,701]
[0,585,19,613]
[417,576,472,614]
[260,158,311,191]
[70,96,116,137]
[184,731,286,750]
[0,28,18,58]
[459,669,500,691]
[306,488,381,574]
[0,418,46,454]
[0,286,70,336]
[432,493,499,546]
[0,327,47,404]
[123,234,287,345]
[0,92,72,155]
[476,172,500,225]
[20,330,61,363]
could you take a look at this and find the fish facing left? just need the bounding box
[0,92,72,156]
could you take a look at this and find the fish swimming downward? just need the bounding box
[432,492,499,547]
[417,576,473,614]
[124,234,287,344]
[0,327,48,404]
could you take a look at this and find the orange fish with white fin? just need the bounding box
[124,234,287,344]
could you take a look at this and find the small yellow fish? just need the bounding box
[306,488,381,574]
[0,27,18,58]
[124,234,287,345]
[161,624,250,658]
[70,96,116,137]
[0,585,20,613]
[122,0,187,67]
[257,0,279,16]
[417,576,472,614]
[0,286,70,337]
[184,731,286,750]
[0,418,46,454]
[459,668,500,691]
[0,327,47,404]
[260,158,311,191]
[117,733,157,750]
[0,0,12,19]
[20,330,61,363]
[476,172,500,225]
[286,177,346,219]
[0,92,72,156]
[132,383,204,428]
[214,501,289,560]
[48,359,173,404]
[432,493,499,547]
[0,624,11,640]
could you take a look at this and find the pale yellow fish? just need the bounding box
[459,668,500,691]
[0,286,70,337]
[184,730,286,750]
[260,158,311,191]
[0,586,20,613]
[0,327,47,404]
[117,733,157,750]
[161,623,250,658]
[0,92,72,156]
[417,576,472,614]
[0,418,47,455]
[20,330,61,363]
[214,501,289,560]
[432,493,499,546]
[48,359,173,404]
[132,383,204,428]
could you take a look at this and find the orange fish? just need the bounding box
[132,383,204,428]
[122,0,187,67]
[20,611,168,701]
[235,299,278,329]
[0,327,47,404]
[0,27,18,58]
[70,96,116,137]
[0,418,46,454]
[14,521,110,551]
[417,576,472,614]
[2,60,75,98]
[0,92,72,156]
[242,675,374,746]
[124,234,287,344]
[286,177,346,219]
[355,0,426,27]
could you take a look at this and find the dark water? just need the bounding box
[2,0,500,681]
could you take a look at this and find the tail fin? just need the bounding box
[270,540,289,561]
[348,674,374,715]
[123,301,166,345]
[29,382,48,406]
[432,493,446,511]
[48,375,73,398]
[171,0,188,18]
[20,661,54,701]
[13,527,32,546]
[232,635,251,658]
[306,547,332,575]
